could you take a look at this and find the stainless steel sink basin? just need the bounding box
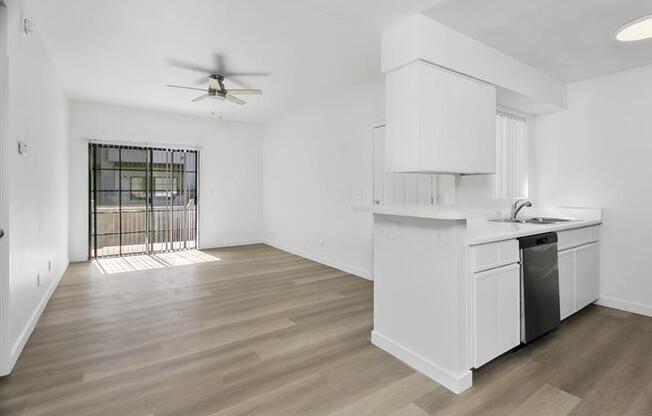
[489,218,529,223]
[525,217,574,224]
[489,217,574,224]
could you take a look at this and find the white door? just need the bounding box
[558,249,576,320]
[575,243,600,310]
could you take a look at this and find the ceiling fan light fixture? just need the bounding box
[166,61,263,106]
[616,14,652,41]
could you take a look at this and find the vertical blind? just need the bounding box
[493,112,528,199]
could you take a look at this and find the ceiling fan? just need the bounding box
[167,74,262,105]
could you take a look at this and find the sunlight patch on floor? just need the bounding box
[93,250,220,274]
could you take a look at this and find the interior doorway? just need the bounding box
[89,143,199,258]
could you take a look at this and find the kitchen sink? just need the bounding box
[489,217,574,224]
[525,217,574,224]
[489,218,529,223]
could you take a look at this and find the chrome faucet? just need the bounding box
[510,199,532,220]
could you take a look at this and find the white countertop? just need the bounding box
[372,206,468,220]
[466,218,602,245]
[373,206,602,245]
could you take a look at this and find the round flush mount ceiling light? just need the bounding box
[616,14,652,41]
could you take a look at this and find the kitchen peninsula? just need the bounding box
[371,207,601,393]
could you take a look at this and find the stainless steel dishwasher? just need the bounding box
[519,232,560,343]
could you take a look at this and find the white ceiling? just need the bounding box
[31,0,445,123]
[31,0,652,122]
[422,0,652,82]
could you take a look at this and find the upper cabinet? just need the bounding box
[385,61,497,174]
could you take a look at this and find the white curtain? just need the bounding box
[493,112,528,199]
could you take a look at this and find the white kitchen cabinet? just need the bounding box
[557,235,600,320]
[471,227,600,369]
[385,60,496,174]
[470,239,519,273]
[575,242,600,310]
[557,226,600,251]
[558,249,576,320]
[473,263,520,368]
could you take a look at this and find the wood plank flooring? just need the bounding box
[1,244,651,415]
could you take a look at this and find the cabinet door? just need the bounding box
[558,249,576,320]
[575,242,599,310]
[474,264,520,368]
[419,63,453,173]
[419,63,496,174]
[454,72,496,174]
[385,63,420,172]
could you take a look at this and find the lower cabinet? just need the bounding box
[558,249,576,320]
[575,242,600,310]
[557,242,600,319]
[472,228,600,369]
[473,263,520,368]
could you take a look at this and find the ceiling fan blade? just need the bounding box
[192,94,209,102]
[225,94,246,105]
[167,84,207,92]
[226,89,262,95]
[222,71,270,77]
[208,77,222,91]
[167,59,214,74]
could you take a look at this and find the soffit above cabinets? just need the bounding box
[382,15,567,115]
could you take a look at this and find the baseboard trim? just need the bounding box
[371,331,472,394]
[7,259,69,372]
[263,240,372,281]
[596,296,652,318]
[201,239,264,250]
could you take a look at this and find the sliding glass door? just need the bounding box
[89,143,198,258]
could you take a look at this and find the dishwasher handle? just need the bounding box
[519,232,557,249]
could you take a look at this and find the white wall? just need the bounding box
[1,0,70,375]
[531,63,652,316]
[68,100,264,262]
[262,78,384,279]
[261,77,523,279]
